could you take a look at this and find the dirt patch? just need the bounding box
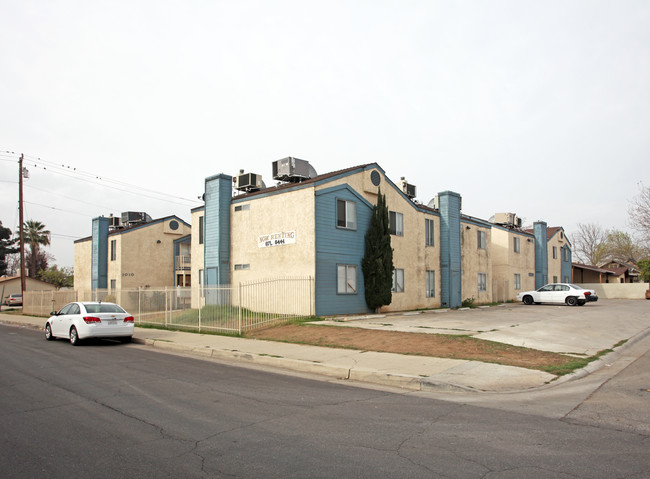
[247,323,580,373]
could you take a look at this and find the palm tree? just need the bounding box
[19,220,51,277]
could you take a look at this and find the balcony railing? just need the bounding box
[175,254,191,271]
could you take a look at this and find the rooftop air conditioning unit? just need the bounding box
[108,216,121,228]
[121,211,151,225]
[272,157,312,182]
[399,177,416,199]
[235,172,263,192]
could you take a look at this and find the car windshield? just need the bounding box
[83,303,126,314]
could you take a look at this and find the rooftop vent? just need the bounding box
[272,157,317,183]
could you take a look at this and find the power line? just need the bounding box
[1,150,203,207]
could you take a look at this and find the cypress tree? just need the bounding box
[362,189,394,312]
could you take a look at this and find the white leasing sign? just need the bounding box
[258,231,296,248]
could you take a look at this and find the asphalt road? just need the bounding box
[1,325,648,479]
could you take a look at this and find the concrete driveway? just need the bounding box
[319,299,650,356]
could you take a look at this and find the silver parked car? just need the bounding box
[517,283,598,306]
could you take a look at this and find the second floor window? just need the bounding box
[199,216,204,245]
[477,230,486,249]
[389,211,403,236]
[337,199,357,229]
[425,219,434,246]
[514,237,520,253]
[110,239,116,261]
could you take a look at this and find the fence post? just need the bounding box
[238,282,242,335]
[138,287,142,325]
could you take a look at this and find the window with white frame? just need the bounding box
[337,264,357,294]
[514,237,520,253]
[552,246,557,259]
[110,279,116,291]
[563,276,570,283]
[392,268,404,292]
[110,239,116,261]
[234,264,250,270]
[426,270,435,297]
[389,211,403,236]
[478,272,487,292]
[336,199,357,229]
[199,269,204,285]
[477,230,486,249]
[425,219,434,246]
[514,274,521,290]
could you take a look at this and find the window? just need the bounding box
[392,268,404,292]
[552,246,557,259]
[553,276,558,283]
[389,211,403,236]
[514,237,520,253]
[336,199,357,229]
[478,273,487,292]
[514,274,521,290]
[337,264,357,294]
[234,204,250,212]
[563,248,569,262]
[234,264,250,270]
[110,239,116,261]
[110,279,116,291]
[477,230,486,249]
[426,270,435,297]
[425,219,434,246]
[199,269,204,285]
[199,216,204,245]
[564,276,570,283]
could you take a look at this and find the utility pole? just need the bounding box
[19,154,26,295]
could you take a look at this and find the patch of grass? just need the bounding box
[542,347,614,376]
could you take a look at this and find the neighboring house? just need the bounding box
[600,261,640,283]
[74,213,191,292]
[0,275,57,304]
[192,161,573,314]
[572,263,618,283]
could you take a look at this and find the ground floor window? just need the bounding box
[337,264,357,294]
[426,270,435,297]
[553,276,558,283]
[392,268,404,293]
[514,274,521,290]
[478,273,487,292]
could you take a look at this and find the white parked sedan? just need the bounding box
[516,283,598,306]
[45,302,134,345]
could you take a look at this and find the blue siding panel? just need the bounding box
[204,174,232,286]
[315,185,373,316]
[534,222,548,288]
[91,217,109,290]
[438,191,462,308]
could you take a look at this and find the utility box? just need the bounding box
[272,157,311,182]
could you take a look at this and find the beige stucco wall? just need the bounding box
[190,208,205,308]
[230,187,317,285]
[490,228,536,300]
[315,167,442,311]
[548,229,570,282]
[73,239,93,291]
[578,283,649,299]
[461,222,492,304]
[115,219,190,288]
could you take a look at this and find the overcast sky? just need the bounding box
[1,0,649,269]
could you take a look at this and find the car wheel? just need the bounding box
[45,323,55,341]
[566,296,578,306]
[70,326,80,346]
[522,295,534,305]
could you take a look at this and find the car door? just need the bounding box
[63,303,81,335]
[51,303,72,336]
[535,284,555,303]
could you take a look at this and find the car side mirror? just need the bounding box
[50,311,58,316]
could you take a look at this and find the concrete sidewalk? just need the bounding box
[0,308,645,393]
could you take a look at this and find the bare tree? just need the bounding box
[606,230,643,264]
[572,223,609,265]
[628,183,650,243]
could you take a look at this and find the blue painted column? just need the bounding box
[91,216,109,290]
[204,174,232,286]
[534,221,548,288]
[439,191,462,308]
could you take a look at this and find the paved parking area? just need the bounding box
[319,299,650,356]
